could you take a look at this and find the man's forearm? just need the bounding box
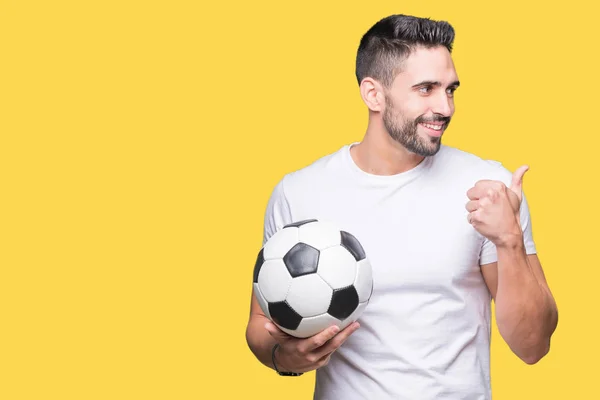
[246,315,277,369]
[494,239,558,364]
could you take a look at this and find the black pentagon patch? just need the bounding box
[328,286,359,320]
[284,219,318,228]
[269,301,302,330]
[252,248,264,283]
[283,243,319,278]
[340,231,366,261]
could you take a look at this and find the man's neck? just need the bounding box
[350,130,425,176]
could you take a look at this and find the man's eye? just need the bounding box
[447,88,457,96]
[419,86,431,93]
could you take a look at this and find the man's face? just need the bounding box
[382,46,460,157]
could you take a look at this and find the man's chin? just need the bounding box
[389,131,442,157]
[415,132,442,153]
[413,138,441,157]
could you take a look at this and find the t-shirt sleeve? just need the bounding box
[263,177,293,246]
[479,191,537,266]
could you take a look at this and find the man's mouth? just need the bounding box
[418,121,447,138]
[419,122,444,131]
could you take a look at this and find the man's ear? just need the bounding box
[359,78,385,112]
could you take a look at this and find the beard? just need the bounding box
[382,96,450,157]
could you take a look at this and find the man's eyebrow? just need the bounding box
[412,80,461,88]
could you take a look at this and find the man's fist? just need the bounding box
[465,166,529,247]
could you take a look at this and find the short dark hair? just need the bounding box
[356,14,455,87]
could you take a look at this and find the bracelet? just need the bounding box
[271,343,303,376]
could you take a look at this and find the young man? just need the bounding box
[246,14,558,400]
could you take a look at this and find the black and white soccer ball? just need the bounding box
[253,219,373,338]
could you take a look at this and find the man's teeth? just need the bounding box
[421,123,443,131]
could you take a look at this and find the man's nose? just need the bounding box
[432,92,453,117]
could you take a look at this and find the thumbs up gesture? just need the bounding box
[465,166,529,247]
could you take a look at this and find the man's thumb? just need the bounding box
[265,322,285,341]
[510,165,529,200]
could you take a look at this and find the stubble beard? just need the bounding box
[382,97,448,157]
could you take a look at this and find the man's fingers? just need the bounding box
[466,186,482,200]
[298,325,341,354]
[467,210,482,225]
[466,185,490,200]
[465,200,479,213]
[315,353,332,369]
[468,179,507,201]
[312,322,360,359]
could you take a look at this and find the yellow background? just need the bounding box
[0,0,596,398]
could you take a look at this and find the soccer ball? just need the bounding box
[253,219,373,338]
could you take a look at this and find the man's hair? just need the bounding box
[356,14,455,88]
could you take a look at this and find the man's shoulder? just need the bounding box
[280,144,349,188]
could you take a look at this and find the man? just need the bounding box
[245,14,558,400]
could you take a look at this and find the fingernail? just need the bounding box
[332,326,340,334]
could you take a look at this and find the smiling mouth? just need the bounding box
[419,122,444,131]
[418,122,446,137]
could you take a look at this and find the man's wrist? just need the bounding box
[272,343,285,371]
[272,344,303,376]
[494,225,524,250]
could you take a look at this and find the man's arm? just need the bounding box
[467,165,558,364]
[245,288,360,373]
[481,252,558,364]
[246,291,278,369]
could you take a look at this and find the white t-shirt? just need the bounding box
[262,143,536,400]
